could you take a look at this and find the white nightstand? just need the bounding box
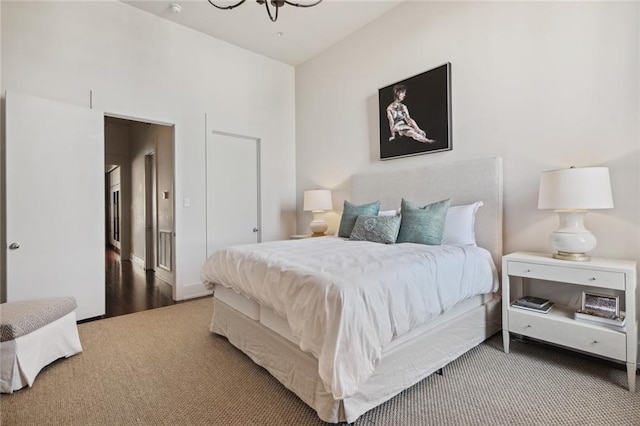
[502,251,637,392]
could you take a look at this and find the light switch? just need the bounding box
[183,197,191,207]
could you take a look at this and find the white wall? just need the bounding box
[1,1,297,300]
[296,1,639,265]
[296,0,640,358]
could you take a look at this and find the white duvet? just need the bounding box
[200,237,498,400]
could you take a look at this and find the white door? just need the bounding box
[6,92,105,320]
[206,132,260,258]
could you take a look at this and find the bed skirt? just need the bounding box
[210,296,501,423]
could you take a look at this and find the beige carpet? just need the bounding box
[1,297,639,425]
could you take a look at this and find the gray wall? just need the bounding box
[129,121,175,286]
[105,118,132,260]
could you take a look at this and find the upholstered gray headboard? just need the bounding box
[351,157,503,266]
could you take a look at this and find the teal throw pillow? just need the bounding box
[397,198,450,245]
[338,200,381,238]
[349,215,401,244]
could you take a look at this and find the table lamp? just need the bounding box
[538,166,613,261]
[303,189,333,236]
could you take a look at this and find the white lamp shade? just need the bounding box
[538,167,613,210]
[303,190,332,211]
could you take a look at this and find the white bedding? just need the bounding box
[200,237,498,400]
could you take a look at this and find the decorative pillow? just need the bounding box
[442,201,484,246]
[396,198,450,245]
[337,201,381,238]
[349,215,401,244]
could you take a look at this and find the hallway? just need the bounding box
[105,248,175,318]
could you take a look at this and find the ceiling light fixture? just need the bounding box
[207,0,322,23]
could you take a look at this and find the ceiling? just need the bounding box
[122,0,402,66]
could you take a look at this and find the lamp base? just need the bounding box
[553,251,591,262]
[548,211,596,262]
[309,211,328,236]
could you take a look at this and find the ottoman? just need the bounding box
[0,297,83,393]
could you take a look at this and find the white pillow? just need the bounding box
[378,209,399,217]
[441,201,484,246]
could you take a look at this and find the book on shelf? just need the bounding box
[511,300,553,313]
[515,296,551,309]
[574,310,626,328]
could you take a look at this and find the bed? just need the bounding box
[201,157,503,423]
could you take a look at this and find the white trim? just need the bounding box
[179,282,212,301]
[130,254,145,270]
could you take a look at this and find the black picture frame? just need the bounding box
[378,63,452,160]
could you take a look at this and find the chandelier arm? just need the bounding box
[207,0,247,10]
[264,1,278,22]
[283,0,322,7]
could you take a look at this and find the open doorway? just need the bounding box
[104,116,176,318]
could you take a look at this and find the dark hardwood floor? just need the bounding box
[104,247,175,318]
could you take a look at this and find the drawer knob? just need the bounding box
[525,325,531,329]
[589,277,597,281]
[593,340,598,344]
[524,269,531,273]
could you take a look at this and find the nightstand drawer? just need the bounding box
[507,261,625,290]
[509,309,626,361]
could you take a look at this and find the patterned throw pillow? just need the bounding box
[349,215,401,244]
[396,198,450,245]
[337,200,381,238]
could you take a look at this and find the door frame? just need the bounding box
[108,178,121,251]
[104,157,131,260]
[104,113,177,300]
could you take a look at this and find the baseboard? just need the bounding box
[178,282,212,301]
[155,268,174,286]
[131,254,145,270]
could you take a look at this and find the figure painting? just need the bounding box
[379,63,451,160]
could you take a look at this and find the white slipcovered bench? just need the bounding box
[0,297,83,393]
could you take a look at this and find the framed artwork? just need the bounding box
[378,62,452,160]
